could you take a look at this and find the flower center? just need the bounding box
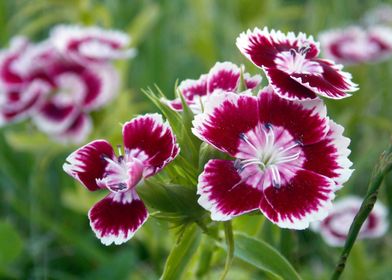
[329,210,358,236]
[275,48,323,75]
[52,72,86,105]
[235,123,304,189]
[98,145,145,193]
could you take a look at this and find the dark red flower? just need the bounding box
[164,61,261,113]
[63,114,179,245]
[320,25,392,64]
[192,87,353,229]
[14,41,119,143]
[0,37,49,124]
[311,196,388,246]
[236,27,358,100]
[50,25,136,64]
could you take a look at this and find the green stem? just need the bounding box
[331,143,392,280]
[220,221,234,280]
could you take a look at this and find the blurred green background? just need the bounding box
[1,0,392,279]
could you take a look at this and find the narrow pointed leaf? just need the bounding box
[160,224,201,280]
[218,232,302,280]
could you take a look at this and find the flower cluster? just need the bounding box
[0,25,134,143]
[65,27,361,245]
[311,196,388,246]
[187,27,355,229]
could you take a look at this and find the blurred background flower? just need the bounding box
[0,24,131,143]
[1,0,392,279]
[311,196,389,247]
[319,25,392,65]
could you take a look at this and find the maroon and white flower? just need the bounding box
[50,24,136,64]
[164,61,261,113]
[55,113,93,144]
[0,80,51,125]
[1,25,130,143]
[12,41,119,142]
[311,196,388,246]
[236,27,358,100]
[192,87,353,229]
[63,114,179,245]
[0,37,50,124]
[319,26,392,64]
[0,36,29,89]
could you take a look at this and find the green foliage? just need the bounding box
[218,232,302,280]
[0,220,24,277]
[160,223,201,280]
[138,181,205,224]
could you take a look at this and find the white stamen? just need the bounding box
[270,165,281,188]
[242,159,265,169]
[278,142,301,154]
[276,152,301,164]
[261,125,275,151]
[239,133,259,154]
[241,158,262,164]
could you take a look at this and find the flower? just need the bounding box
[192,87,353,229]
[50,25,136,64]
[63,114,179,245]
[0,24,131,143]
[164,61,261,113]
[0,37,50,124]
[311,196,388,246]
[8,39,119,143]
[0,36,29,89]
[319,26,392,65]
[236,27,358,100]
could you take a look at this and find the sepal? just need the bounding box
[137,180,206,226]
[198,142,230,171]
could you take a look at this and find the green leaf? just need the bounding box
[142,88,182,134]
[0,220,24,266]
[138,181,204,222]
[138,181,181,213]
[178,90,201,166]
[198,142,229,171]
[160,224,201,280]
[219,232,302,280]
